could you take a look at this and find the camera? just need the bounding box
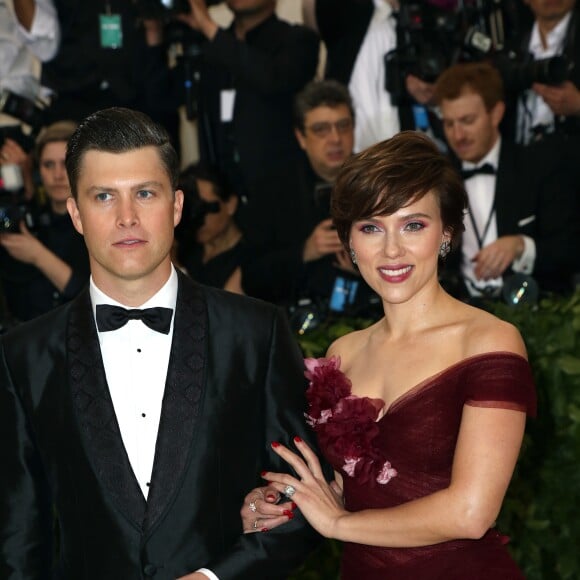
[0,89,46,136]
[385,0,510,105]
[496,52,573,92]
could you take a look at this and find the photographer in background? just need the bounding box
[0,121,89,325]
[0,0,60,129]
[501,0,580,144]
[238,80,379,326]
[174,162,245,291]
[434,62,579,302]
[177,0,319,205]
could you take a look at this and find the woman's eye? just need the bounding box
[405,221,425,232]
[360,223,380,233]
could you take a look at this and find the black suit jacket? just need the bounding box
[0,272,322,579]
[443,139,580,296]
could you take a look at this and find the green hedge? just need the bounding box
[290,290,580,579]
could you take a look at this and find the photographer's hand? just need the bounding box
[472,236,524,281]
[303,219,344,263]
[406,74,435,106]
[178,0,219,40]
[533,81,580,117]
[0,222,73,291]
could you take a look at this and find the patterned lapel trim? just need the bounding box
[143,273,207,534]
[67,288,146,528]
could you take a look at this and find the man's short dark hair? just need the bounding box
[65,107,179,198]
[293,80,355,133]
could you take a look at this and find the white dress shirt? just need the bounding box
[517,11,572,144]
[90,267,218,580]
[461,138,535,296]
[349,0,400,152]
[0,0,60,107]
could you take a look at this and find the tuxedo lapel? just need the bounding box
[67,288,146,528]
[143,273,207,534]
[494,141,520,236]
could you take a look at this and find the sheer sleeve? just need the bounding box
[462,353,537,417]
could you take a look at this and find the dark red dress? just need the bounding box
[304,352,537,580]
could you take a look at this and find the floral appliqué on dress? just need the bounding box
[304,356,397,486]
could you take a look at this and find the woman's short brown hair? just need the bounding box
[331,131,466,249]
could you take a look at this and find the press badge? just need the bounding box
[220,89,236,122]
[100,14,123,49]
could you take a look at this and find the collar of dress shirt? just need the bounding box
[529,11,572,56]
[461,136,501,172]
[90,266,179,326]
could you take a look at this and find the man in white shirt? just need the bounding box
[504,0,580,144]
[0,0,59,127]
[0,107,322,579]
[433,61,579,299]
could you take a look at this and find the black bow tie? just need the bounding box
[96,304,173,334]
[460,163,496,180]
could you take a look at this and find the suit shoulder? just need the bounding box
[201,284,280,320]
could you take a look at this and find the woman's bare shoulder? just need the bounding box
[326,320,381,365]
[459,303,527,359]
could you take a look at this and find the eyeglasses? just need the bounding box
[304,118,353,138]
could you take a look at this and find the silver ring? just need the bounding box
[253,518,259,530]
[283,484,296,498]
[249,501,257,513]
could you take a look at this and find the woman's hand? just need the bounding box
[262,437,346,539]
[240,486,295,533]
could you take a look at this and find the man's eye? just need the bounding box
[137,190,153,199]
[96,192,111,201]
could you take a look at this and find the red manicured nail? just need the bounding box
[261,527,269,532]
[294,436,303,443]
[283,510,294,519]
[260,470,268,477]
[291,502,297,510]
[271,441,281,448]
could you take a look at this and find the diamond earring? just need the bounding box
[439,240,451,258]
[350,248,357,265]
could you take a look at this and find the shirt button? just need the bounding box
[143,563,157,576]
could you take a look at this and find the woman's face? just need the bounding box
[39,141,71,204]
[349,191,449,306]
[195,178,236,245]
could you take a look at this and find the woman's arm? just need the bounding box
[265,402,526,547]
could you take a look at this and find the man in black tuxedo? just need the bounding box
[433,61,579,300]
[0,108,321,579]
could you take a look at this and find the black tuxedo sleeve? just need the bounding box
[207,308,326,580]
[0,342,54,579]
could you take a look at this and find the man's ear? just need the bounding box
[490,100,506,128]
[173,189,184,227]
[295,128,307,151]
[67,197,84,235]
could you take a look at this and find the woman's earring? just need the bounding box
[439,240,451,258]
[350,248,357,265]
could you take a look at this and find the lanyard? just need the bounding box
[466,197,496,251]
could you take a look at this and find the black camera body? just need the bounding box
[0,89,45,137]
[385,0,509,105]
[0,191,38,234]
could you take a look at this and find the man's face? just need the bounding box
[525,0,575,24]
[295,104,354,182]
[67,147,183,299]
[440,90,504,164]
[226,0,275,17]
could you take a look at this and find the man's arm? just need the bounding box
[0,340,54,578]
[204,308,326,579]
[13,0,60,61]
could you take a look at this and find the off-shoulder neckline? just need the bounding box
[338,351,529,420]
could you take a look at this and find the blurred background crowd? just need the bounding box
[1,0,579,334]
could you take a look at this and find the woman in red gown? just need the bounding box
[242,131,536,579]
